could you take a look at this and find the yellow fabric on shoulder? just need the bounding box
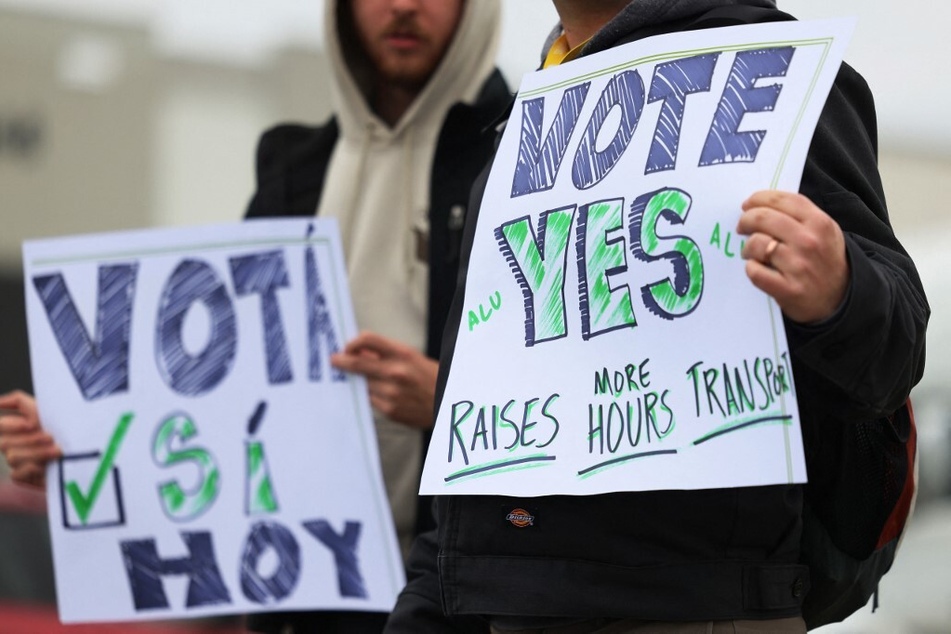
[543,33,589,68]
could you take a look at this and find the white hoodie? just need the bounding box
[318,0,501,559]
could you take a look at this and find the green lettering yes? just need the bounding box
[497,206,575,345]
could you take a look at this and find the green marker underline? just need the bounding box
[445,455,556,482]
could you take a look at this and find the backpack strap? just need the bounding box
[878,399,918,548]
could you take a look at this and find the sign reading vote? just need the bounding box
[23,218,404,623]
[420,19,855,496]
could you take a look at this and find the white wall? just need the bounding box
[152,68,272,227]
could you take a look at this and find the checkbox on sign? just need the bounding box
[58,451,127,530]
[57,411,133,530]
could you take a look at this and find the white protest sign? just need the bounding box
[420,19,855,496]
[23,218,404,623]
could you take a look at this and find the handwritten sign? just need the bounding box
[420,19,855,496]
[23,218,404,623]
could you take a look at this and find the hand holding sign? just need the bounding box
[738,190,850,324]
[0,390,61,488]
[331,332,439,429]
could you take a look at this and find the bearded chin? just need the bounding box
[377,61,434,93]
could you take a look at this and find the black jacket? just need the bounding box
[387,3,929,631]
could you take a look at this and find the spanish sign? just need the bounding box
[23,218,404,623]
[420,19,855,496]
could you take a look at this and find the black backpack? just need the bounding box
[799,400,918,629]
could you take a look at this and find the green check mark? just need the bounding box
[65,412,134,524]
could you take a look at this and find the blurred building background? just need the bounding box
[0,0,948,631]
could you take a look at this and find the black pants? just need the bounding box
[489,616,806,634]
[246,610,388,634]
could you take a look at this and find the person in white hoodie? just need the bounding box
[243,0,510,631]
[0,0,510,632]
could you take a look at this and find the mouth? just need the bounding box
[384,31,423,50]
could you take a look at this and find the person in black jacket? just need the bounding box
[384,1,929,633]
